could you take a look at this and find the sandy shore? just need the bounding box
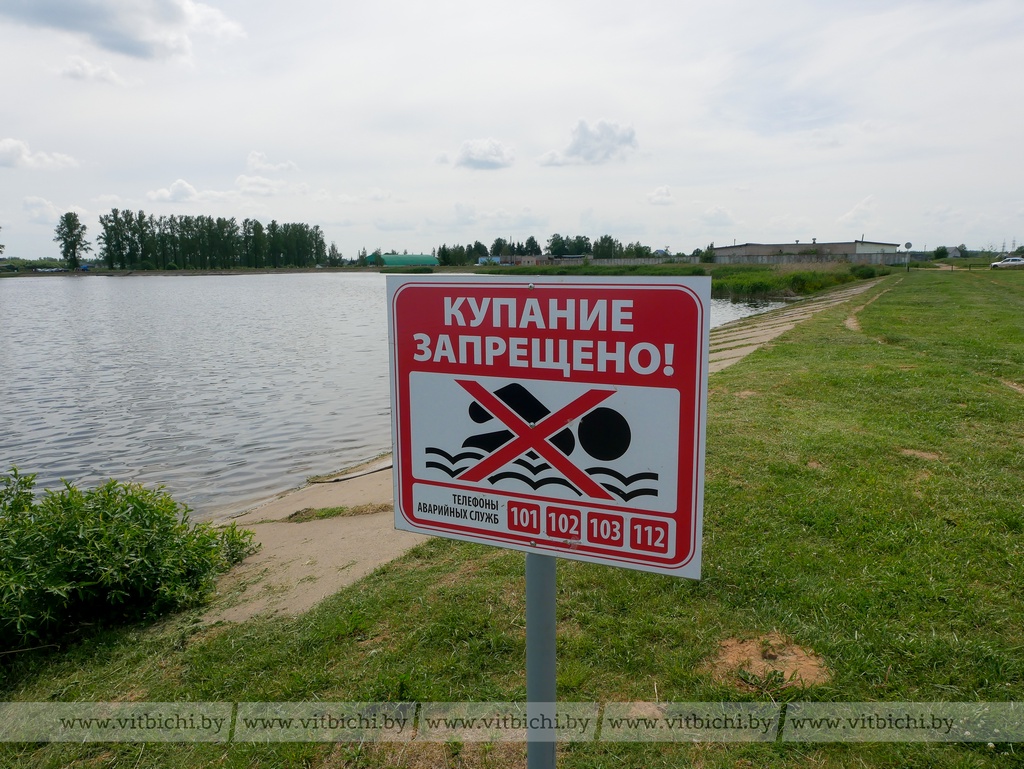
[206,278,883,624]
[205,458,427,623]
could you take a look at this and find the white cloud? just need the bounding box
[246,151,297,174]
[146,175,309,202]
[0,138,78,170]
[22,196,63,224]
[647,186,674,206]
[234,175,307,197]
[146,178,200,202]
[539,119,638,166]
[837,195,876,228]
[453,139,515,170]
[700,206,737,227]
[58,55,127,85]
[0,0,244,60]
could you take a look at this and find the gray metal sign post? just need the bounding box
[526,552,557,769]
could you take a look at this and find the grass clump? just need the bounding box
[0,468,256,650]
[286,503,392,522]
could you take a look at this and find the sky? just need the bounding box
[1,0,1023,261]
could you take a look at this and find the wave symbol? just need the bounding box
[425,446,485,477]
[424,446,659,502]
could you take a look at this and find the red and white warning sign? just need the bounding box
[387,275,709,578]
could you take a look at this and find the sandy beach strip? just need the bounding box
[205,458,428,624]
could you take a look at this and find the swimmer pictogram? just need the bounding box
[424,381,661,503]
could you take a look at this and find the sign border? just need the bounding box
[387,274,709,579]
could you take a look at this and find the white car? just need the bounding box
[991,257,1024,269]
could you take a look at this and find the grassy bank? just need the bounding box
[3,270,1024,767]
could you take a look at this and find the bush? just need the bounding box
[0,468,256,648]
[850,264,877,279]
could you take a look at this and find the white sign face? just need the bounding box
[388,275,710,578]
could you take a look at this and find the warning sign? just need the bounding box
[387,275,710,578]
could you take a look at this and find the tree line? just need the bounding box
[94,209,332,270]
[435,234,668,265]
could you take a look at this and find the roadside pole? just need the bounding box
[526,552,557,769]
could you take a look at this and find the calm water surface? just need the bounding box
[0,274,781,519]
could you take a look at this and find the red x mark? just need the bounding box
[454,379,615,500]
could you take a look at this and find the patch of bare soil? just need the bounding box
[900,449,941,461]
[202,465,428,624]
[844,286,891,334]
[706,632,829,690]
[1001,379,1024,395]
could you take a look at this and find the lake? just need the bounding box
[0,273,781,519]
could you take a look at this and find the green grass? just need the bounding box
[285,503,392,522]
[3,270,1024,767]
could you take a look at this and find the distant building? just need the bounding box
[712,239,901,265]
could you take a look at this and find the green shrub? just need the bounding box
[0,468,256,648]
[710,269,859,298]
[850,264,877,279]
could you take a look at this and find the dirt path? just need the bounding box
[709,278,883,372]
[206,279,887,623]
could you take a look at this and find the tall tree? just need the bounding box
[546,233,568,256]
[624,241,652,259]
[569,234,593,255]
[593,234,623,259]
[490,237,508,257]
[0,224,5,256]
[266,220,282,268]
[53,212,91,269]
[327,241,342,267]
